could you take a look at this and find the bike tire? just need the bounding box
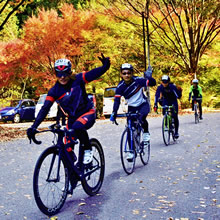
[162,115,170,146]
[81,138,105,196]
[120,128,135,175]
[138,128,150,165]
[33,146,69,216]
[194,104,199,124]
[171,119,176,142]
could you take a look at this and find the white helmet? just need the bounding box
[192,79,199,84]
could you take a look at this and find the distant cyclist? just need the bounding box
[189,79,203,120]
[110,63,156,160]
[27,54,110,164]
[154,75,182,139]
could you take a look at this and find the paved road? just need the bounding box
[0,113,220,220]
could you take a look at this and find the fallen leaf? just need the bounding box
[76,212,84,215]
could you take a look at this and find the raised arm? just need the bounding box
[82,54,110,83]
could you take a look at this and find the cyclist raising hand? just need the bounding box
[154,75,182,139]
[27,54,110,164]
[110,63,156,159]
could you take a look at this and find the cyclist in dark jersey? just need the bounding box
[27,54,110,164]
[154,75,182,139]
[110,63,156,160]
[189,79,203,119]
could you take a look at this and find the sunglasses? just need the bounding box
[162,80,169,84]
[56,72,70,78]
[122,71,132,76]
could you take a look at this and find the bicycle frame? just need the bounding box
[158,105,176,145]
[159,105,175,126]
[121,112,141,153]
[36,126,90,182]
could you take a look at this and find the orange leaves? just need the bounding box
[0,4,97,91]
[23,4,95,59]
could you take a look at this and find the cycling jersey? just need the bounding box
[155,83,181,106]
[189,85,202,99]
[113,76,156,113]
[32,64,109,129]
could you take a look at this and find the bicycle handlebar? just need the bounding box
[30,124,78,145]
[156,105,176,114]
[113,112,141,125]
[193,98,202,101]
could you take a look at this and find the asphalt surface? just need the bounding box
[0,113,220,220]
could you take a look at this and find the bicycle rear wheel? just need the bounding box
[33,146,69,216]
[162,115,170,146]
[120,128,135,174]
[82,138,105,196]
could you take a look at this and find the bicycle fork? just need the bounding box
[46,148,61,183]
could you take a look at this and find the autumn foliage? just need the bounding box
[0,4,96,93]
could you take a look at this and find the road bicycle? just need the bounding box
[158,105,176,146]
[30,124,105,216]
[193,98,202,124]
[115,112,150,175]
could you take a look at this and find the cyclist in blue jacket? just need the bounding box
[110,63,156,160]
[154,75,182,139]
[27,54,110,164]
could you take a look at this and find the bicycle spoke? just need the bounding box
[33,146,69,216]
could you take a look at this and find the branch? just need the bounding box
[0,0,26,31]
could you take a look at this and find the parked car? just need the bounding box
[103,86,128,117]
[0,99,36,123]
[35,94,58,119]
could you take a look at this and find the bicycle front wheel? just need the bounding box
[33,146,69,216]
[194,104,199,124]
[162,115,170,146]
[120,128,135,175]
[82,138,105,196]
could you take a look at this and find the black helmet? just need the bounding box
[120,63,133,72]
[54,58,72,77]
[161,75,170,83]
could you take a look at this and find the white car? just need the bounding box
[103,87,128,117]
[35,94,58,119]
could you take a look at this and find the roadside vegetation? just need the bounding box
[0,0,219,112]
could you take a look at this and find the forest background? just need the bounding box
[0,0,219,116]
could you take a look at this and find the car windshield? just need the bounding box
[37,95,47,104]
[10,100,20,107]
[104,88,116,97]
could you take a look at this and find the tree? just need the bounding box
[0,0,28,31]
[21,4,96,93]
[104,0,220,78]
[0,4,96,98]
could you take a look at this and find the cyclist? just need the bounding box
[189,79,203,119]
[154,75,182,139]
[110,63,156,160]
[27,54,110,164]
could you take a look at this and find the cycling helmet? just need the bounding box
[192,79,199,84]
[54,58,72,77]
[161,75,170,83]
[120,63,133,72]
